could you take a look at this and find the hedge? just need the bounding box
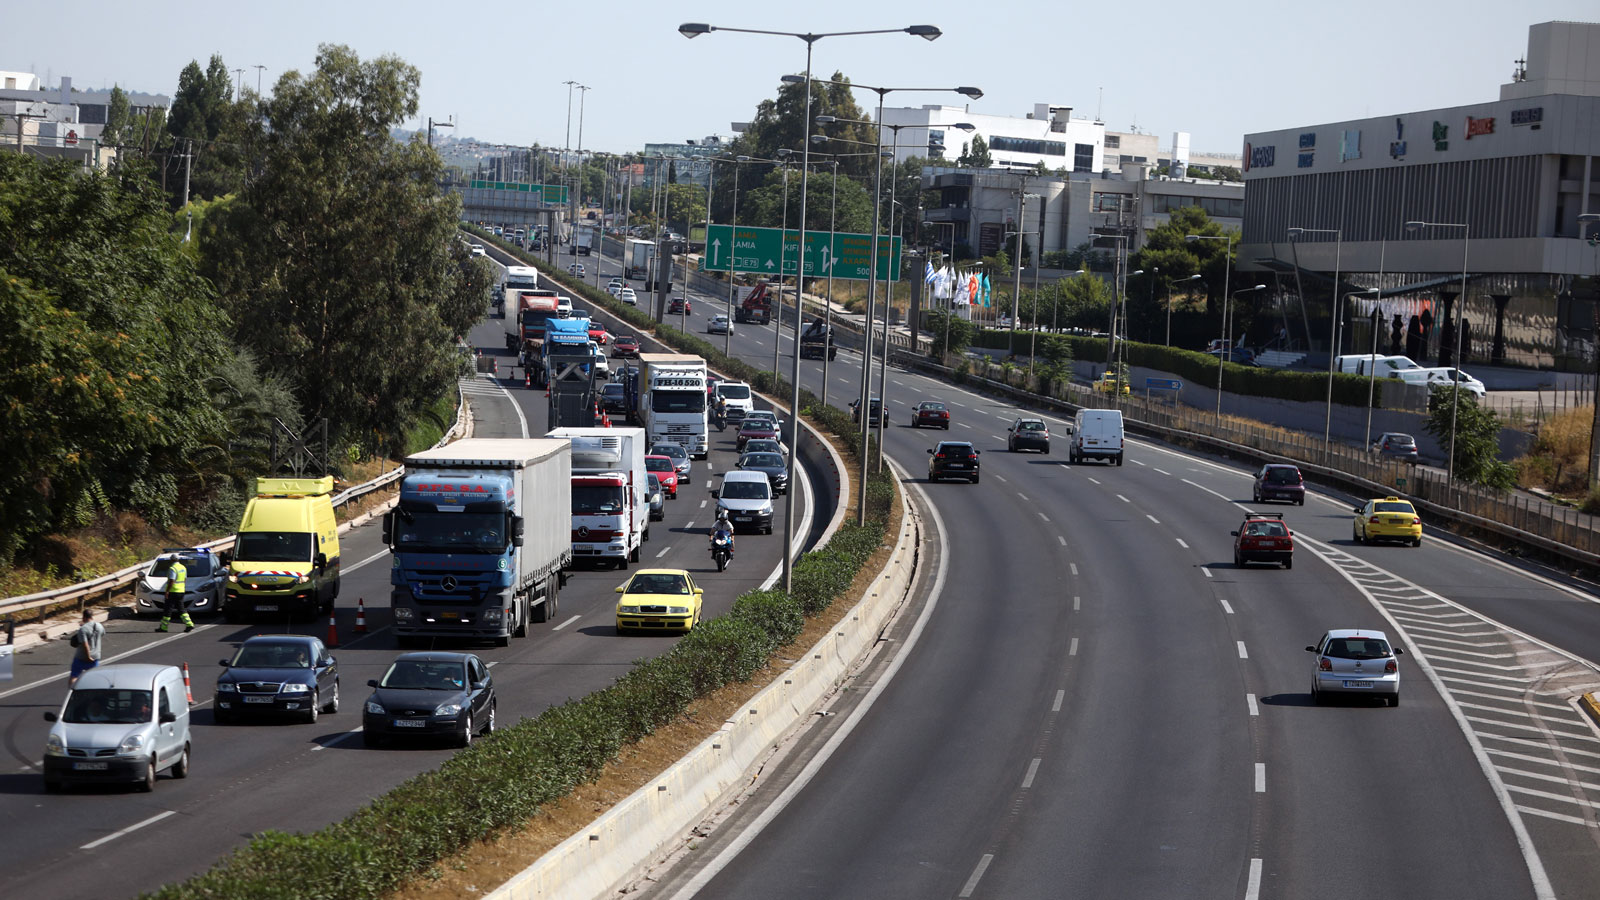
[144,230,898,900]
[969,328,1388,407]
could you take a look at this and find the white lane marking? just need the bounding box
[1147,514,1161,524]
[345,548,391,574]
[1087,477,1102,485]
[1073,596,1080,611]
[554,615,581,631]
[960,854,995,898]
[958,422,973,429]
[1155,467,1172,475]
[1017,492,1029,501]
[685,521,696,530]
[1070,563,1079,576]
[669,460,947,898]
[1053,690,1065,712]
[1130,458,1146,466]
[909,386,923,393]
[1245,858,1263,900]
[1247,693,1259,716]
[995,475,1008,483]
[1255,763,1266,793]
[700,499,707,508]
[1183,477,1239,504]
[1202,567,1214,578]
[1069,638,1079,656]
[1116,494,1130,503]
[1237,641,1249,658]
[1176,538,1190,549]
[1057,536,1067,547]
[312,726,365,751]
[1022,758,1042,789]
[487,660,498,667]
[1038,513,1050,522]
[656,547,672,558]
[1219,598,1234,614]
[81,810,177,850]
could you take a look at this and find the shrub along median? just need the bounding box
[144,233,895,900]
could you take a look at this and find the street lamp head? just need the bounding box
[1404,220,1427,231]
[1185,234,1199,243]
[1286,227,1304,238]
[952,122,977,132]
[777,148,794,157]
[679,23,713,38]
[1187,274,1203,281]
[1130,269,1145,276]
[906,24,942,41]
[736,155,751,162]
[1578,213,1600,223]
[814,115,837,125]
[811,134,828,144]
[1073,269,1087,275]
[881,150,894,158]
[780,74,805,84]
[956,86,983,99]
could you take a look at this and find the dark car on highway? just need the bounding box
[912,401,951,429]
[736,417,779,452]
[214,635,340,724]
[1371,432,1420,463]
[647,474,666,521]
[1252,464,1306,505]
[601,382,629,415]
[928,441,981,483]
[362,652,496,748]
[1006,417,1050,453]
[736,451,789,496]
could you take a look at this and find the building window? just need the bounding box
[1074,143,1095,173]
[989,136,1067,157]
[79,104,107,125]
[1105,135,1121,149]
[1093,194,1128,213]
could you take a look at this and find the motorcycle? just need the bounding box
[711,533,733,572]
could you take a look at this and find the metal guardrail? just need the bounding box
[0,384,467,622]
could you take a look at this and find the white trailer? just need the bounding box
[546,426,649,568]
[638,352,709,459]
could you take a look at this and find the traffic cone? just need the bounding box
[525,370,532,388]
[326,609,339,648]
[354,597,368,633]
[181,663,195,706]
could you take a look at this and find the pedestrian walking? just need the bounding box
[68,610,104,687]
[156,554,196,633]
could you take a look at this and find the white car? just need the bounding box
[587,341,610,376]
[708,314,733,335]
[556,295,573,316]
[619,287,638,306]
[469,244,486,257]
[1308,628,1403,706]
[567,263,586,277]
[1417,367,1487,398]
[607,279,624,297]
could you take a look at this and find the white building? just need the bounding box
[0,72,168,169]
[1238,20,1600,371]
[880,103,1106,173]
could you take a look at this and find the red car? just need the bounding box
[644,455,679,498]
[588,323,610,345]
[668,298,692,315]
[912,401,951,429]
[1233,512,1294,569]
[612,335,640,358]
[736,418,778,452]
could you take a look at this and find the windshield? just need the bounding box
[392,512,507,553]
[1323,637,1392,660]
[573,485,626,515]
[920,403,946,411]
[1374,502,1415,514]
[380,659,467,691]
[232,642,312,669]
[654,444,686,460]
[719,385,751,400]
[603,384,624,399]
[234,532,313,563]
[1383,434,1416,446]
[625,573,691,595]
[653,392,706,413]
[742,454,784,469]
[721,481,770,500]
[1243,521,1288,537]
[63,689,152,725]
[1265,468,1300,484]
[152,555,210,577]
[645,457,673,473]
[1019,421,1046,432]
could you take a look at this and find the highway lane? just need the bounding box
[608,261,1589,898]
[0,295,816,899]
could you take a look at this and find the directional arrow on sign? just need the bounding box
[820,246,834,272]
[710,239,722,266]
[764,259,776,270]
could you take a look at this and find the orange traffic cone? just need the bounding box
[181,663,195,706]
[525,370,532,388]
[354,597,368,633]
[326,609,339,648]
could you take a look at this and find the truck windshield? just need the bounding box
[719,385,750,400]
[234,532,313,563]
[721,481,770,500]
[573,486,626,515]
[653,392,706,413]
[393,512,507,553]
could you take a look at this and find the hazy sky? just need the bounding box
[6,0,1596,155]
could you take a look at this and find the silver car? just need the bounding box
[135,548,226,617]
[1308,628,1403,706]
[651,441,693,484]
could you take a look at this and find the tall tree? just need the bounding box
[200,44,483,457]
[958,134,993,168]
[102,86,131,146]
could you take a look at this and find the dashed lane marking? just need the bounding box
[1176,538,1190,549]
[554,615,581,631]
[81,810,176,850]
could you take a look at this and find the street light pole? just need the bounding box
[1405,220,1470,480]
[1288,227,1344,451]
[1187,232,1236,422]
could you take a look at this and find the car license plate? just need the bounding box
[73,761,108,771]
[244,696,274,704]
[950,463,967,468]
[735,516,752,522]
[1342,681,1373,689]
[256,604,278,612]
[393,719,425,728]
[440,611,459,619]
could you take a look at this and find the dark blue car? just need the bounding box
[214,635,339,724]
[362,652,496,748]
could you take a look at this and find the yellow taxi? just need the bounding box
[614,569,704,634]
[1094,372,1131,394]
[1352,496,1423,546]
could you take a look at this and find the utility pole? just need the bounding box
[180,138,193,209]
[233,68,244,102]
[253,65,266,97]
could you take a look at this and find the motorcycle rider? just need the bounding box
[709,510,736,557]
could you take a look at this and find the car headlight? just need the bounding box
[216,682,237,693]
[760,504,774,516]
[281,683,309,694]
[366,700,386,715]
[118,732,146,755]
[668,606,690,614]
[296,573,311,584]
[484,608,503,624]
[434,703,462,718]
[619,605,640,614]
[228,574,239,583]
[45,732,65,756]
[393,607,414,621]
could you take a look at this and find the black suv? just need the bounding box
[928,441,981,483]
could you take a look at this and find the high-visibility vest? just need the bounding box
[167,561,188,593]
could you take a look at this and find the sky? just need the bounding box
[5,0,1597,156]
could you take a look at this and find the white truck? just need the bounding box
[625,238,655,281]
[638,352,709,459]
[385,439,573,646]
[547,426,649,569]
[573,223,596,256]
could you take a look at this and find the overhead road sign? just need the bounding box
[699,224,901,282]
[469,180,568,204]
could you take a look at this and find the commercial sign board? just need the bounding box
[1510,106,1543,128]
[1243,143,1275,171]
[1465,116,1496,140]
[1339,129,1362,162]
[1388,118,1407,161]
[1298,132,1316,149]
[1432,121,1449,151]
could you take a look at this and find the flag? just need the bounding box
[969,273,982,307]
[981,274,991,308]
[924,260,937,286]
[954,271,970,305]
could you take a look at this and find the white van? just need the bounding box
[1071,409,1125,465]
[43,663,191,792]
[1407,367,1487,397]
[1334,354,1422,377]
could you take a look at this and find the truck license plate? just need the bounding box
[73,761,109,771]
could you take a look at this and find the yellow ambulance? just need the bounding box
[223,476,341,621]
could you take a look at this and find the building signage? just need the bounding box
[1510,106,1543,128]
[1298,152,1314,168]
[1243,143,1275,171]
[1388,118,1407,160]
[1432,121,1449,151]
[1339,130,1361,162]
[1465,116,1495,140]
[1298,132,1316,149]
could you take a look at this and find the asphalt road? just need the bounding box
[0,260,817,899]
[571,237,1600,899]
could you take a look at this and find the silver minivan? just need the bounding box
[43,663,191,792]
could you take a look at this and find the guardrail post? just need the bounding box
[5,617,13,645]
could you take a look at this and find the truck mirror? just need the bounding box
[382,511,394,545]
[315,553,328,571]
[512,516,525,548]
[710,488,719,498]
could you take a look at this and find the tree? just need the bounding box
[102,86,131,146]
[924,309,976,362]
[199,44,483,458]
[1426,386,1515,489]
[664,183,706,233]
[958,134,993,169]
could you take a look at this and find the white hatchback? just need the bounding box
[620,288,638,306]
[1308,629,1404,706]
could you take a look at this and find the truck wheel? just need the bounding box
[513,599,528,637]
[495,633,510,648]
[618,555,630,571]
[533,584,550,623]
[630,545,641,563]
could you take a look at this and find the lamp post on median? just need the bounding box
[426,116,453,148]
[1343,288,1383,446]
[1578,213,1600,488]
[1288,226,1345,451]
[1186,232,1236,423]
[925,220,957,361]
[681,19,945,583]
[1404,219,1470,481]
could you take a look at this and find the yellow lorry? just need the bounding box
[223,476,341,622]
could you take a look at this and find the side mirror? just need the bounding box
[927,448,934,455]
[160,711,177,724]
[1230,531,1239,536]
[1304,646,1317,653]
[315,552,328,571]
[323,656,335,667]
[382,511,394,545]
[219,550,233,566]
[367,679,379,688]
[512,516,525,548]
[694,588,704,595]
[1353,507,1364,514]
[1394,647,1405,655]
[43,711,57,722]
[710,489,719,498]
[615,586,625,593]
[218,659,230,668]
[471,682,486,691]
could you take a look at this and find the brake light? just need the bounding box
[1369,516,1381,524]
[934,453,945,459]
[1385,659,1398,674]
[1411,518,1420,525]
[1319,658,1332,671]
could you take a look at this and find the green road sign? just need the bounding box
[700,224,901,281]
[469,180,568,204]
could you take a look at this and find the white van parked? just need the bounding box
[1071,409,1125,465]
[1334,354,1423,377]
[43,664,191,792]
[1405,366,1487,397]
